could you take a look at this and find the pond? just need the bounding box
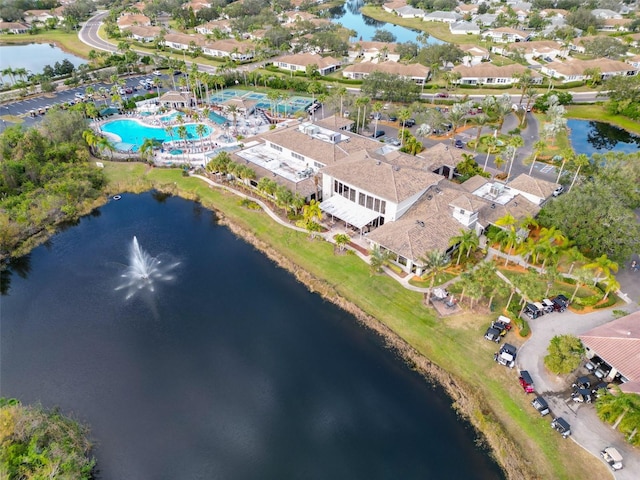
[567,119,640,157]
[328,0,443,45]
[0,192,504,480]
[0,43,87,78]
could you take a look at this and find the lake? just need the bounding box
[0,43,86,77]
[0,192,503,480]
[568,119,640,157]
[328,0,443,45]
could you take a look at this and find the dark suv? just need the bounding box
[551,294,569,312]
[400,118,415,127]
[372,130,385,138]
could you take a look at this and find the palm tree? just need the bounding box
[416,123,431,139]
[195,123,207,151]
[140,137,157,164]
[483,135,498,172]
[372,101,383,134]
[302,199,322,225]
[82,129,99,155]
[354,96,368,133]
[336,86,347,117]
[494,154,506,173]
[419,250,450,305]
[506,135,524,182]
[334,233,350,252]
[528,140,546,175]
[584,254,618,286]
[369,246,390,275]
[602,274,620,301]
[569,153,589,192]
[227,104,238,129]
[472,114,489,152]
[398,108,411,145]
[97,136,115,159]
[495,227,520,266]
[317,93,328,119]
[570,267,593,303]
[1,67,15,85]
[449,229,479,265]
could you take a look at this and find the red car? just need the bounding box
[519,370,535,394]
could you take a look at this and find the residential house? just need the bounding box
[0,22,29,34]
[395,6,425,18]
[348,41,401,63]
[195,19,232,35]
[162,33,204,51]
[455,4,478,15]
[203,39,255,61]
[625,33,640,47]
[579,311,640,394]
[23,10,58,25]
[475,13,499,28]
[117,14,151,30]
[568,35,610,54]
[382,0,408,14]
[342,61,430,85]
[423,11,462,23]
[482,27,529,43]
[591,9,622,20]
[158,90,194,109]
[282,11,318,24]
[449,21,481,35]
[452,64,542,86]
[599,18,632,32]
[541,58,638,82]
[459,44,490,66]
[506,174,561,205]
[626,54,640,69]
[274,53,341,75]
[129,25,162,42]
[182,0,212,12]
[493,40,567,63]
[539,9,568,19]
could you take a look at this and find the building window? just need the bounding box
[380,200,386,214]
[313,161,324,169]
[359,192,365,206]
[270,143,282,152]
[291,152,304,161]
[366,195,374,210]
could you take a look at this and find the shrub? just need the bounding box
[544,334,585,374]
[593,295,617,309]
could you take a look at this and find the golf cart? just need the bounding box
[572,376,591,390]
[485,316,512,342]
[551,417,571,438]
[571,388,592,403]
[600,447,623,471]
[524,302,543,319]
[519,370,535,393]
[531,396,550,416]
[541,298,555,314]
[484,326,502,343]
[552,294,569,312]
[494,343,516,368]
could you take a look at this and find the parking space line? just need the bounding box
[540,165,554,173]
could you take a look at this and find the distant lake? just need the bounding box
[0,192,504,480]
[568,119,640,157]
[328,0,443,45]
[0,43,86,76]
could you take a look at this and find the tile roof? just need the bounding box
[343,61,429,78]
[321,152,441,202]
[508,173,559,199]
[545,58,637,76]
[452,63,541,78]
[579,311,640,384]
[275,53,341,69]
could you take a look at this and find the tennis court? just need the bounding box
[208,88,313,115]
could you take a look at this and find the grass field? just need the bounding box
[100,161,611,479]
[566,104,640,135]
[0,30,94,58]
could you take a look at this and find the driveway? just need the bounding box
[517,303,640,478]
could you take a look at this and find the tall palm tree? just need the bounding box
[584,254,618,286]
[419,250,450,305]
[97,136,115,159]
[472,114,489,152]
[140,138,157,164]
[528,140,546,175]
[354,96,368,133]
[569,153,589,192]
[398,108,411,145]
[336,86,347,117]
[449,229,479,265]
[483,135,498,172]
[82,129,99,155]
[506,135,524,182]
[195,123,207,151]
[372,101,383,134]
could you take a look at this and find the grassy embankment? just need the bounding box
[0,30,94,58]
[103,161,610,480]
[566,104,640,135]
[360,6,479,45]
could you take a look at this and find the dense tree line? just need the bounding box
[0,109,105,258]
[538,152,640,264]
[361,72,420,102]
[0,398,95,479]
[603,75,640,120]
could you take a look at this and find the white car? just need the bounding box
[552,185,565,197]
[152,70,162,76]
[74,92,86,100]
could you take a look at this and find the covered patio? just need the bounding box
[320,195,381,237]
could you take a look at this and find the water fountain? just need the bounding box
[115,236,179,300]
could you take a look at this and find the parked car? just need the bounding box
[519,370,535,393]
[125,86,133,94]
[531,396,550,416]
[152,70,162,76]
[372,130,385,138]
[553,185,565,197]
[524,302,543,319]
[400,118,415,127]
[436,92,449,98]
[494,343,516,368]
[454,139,464,149]
[573,376,591,390]
[551,294,569,312]
[74,92,86,100]
[551,417,571,438]
[601,447,623,470]
[388,115,398,122]
[484,326,502,343]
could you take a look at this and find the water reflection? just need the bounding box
[1,254,32,296]
[568,119,640,156]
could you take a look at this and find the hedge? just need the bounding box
[593,295,617,309]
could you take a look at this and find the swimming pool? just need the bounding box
[208,111,227,124]
[101,119,212,151]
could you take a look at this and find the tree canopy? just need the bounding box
[544,335,585,375]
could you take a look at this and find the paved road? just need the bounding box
[517,303,640,478]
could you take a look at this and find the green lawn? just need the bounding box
[360,6,480,45]
[0,30,94,58]
[566,104,640,135]
[99,162,610,480]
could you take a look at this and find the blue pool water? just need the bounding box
[208,111,228,124]
[102,120,212,151]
